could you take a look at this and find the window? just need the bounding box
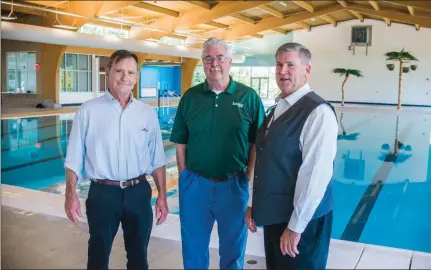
[192,66,206,86]
[192,66,281,100]
[5,51,37,94]
[59,53,92,92]
[79,23,128,39]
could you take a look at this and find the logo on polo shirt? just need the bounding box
[232,102,244,108]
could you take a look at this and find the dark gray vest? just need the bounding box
[252,91,336,226]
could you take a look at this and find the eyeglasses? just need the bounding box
[202,55,230,64]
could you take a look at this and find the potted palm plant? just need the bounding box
[332,68,363,106]
[385,49,418,110]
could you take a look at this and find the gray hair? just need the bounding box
[201,37,232,59]
[275,42,311,65]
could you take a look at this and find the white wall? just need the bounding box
[293,20,431,106]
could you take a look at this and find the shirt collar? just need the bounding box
[276,83,311,106]
[203,76,236,94]
[105,89,134,105]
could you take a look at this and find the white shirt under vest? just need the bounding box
[248,83,338,234]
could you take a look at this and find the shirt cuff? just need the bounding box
[64,162,82,181]
[288,212,309,234]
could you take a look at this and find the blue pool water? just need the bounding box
[2,108,431,253]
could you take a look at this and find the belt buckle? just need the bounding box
[119,180,127,189]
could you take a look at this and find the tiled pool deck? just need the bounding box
[2,184,431,269]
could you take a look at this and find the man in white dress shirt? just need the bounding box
[64,50,168,270]
[246,42,338,270]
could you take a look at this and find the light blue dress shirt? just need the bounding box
[64,91,167,182]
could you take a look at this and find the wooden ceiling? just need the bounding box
[1,1,431,47]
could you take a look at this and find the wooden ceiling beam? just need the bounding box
[337,1,348,8]
[230,14,257,24]
[383,1,431,12]
[292,1,315,13]
[295,21,311,31]
[406,6,420,30]
[271,28,289,35]
[174,1,268,31]
[223,4,343,40]
[369,1,391,25]
[133,2,179,17]
[96,1,141,16]
[369,1,380,11]
[320,14,337,26]
[249,34,264,38]
[258,5,285,18]
[182,1,212,10]
[348,10,364,22]
[348,4,431,28]
[204,21,229,29]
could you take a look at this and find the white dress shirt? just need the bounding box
[248,83,338,234]
[64,90,167,181]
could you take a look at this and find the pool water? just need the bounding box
[1,108,431,253]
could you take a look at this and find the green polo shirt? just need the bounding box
[170,77,265,179]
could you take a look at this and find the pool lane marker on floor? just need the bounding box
[340,121,415,242]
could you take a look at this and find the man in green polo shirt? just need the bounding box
[170,37,265,269]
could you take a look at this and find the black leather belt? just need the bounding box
[90,174,147,189]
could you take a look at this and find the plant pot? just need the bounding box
[403,67,410,73]
[386,63,394,71]
[411,64,417,71]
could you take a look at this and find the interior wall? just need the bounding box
[181,58,199,94]
[140,65,182,97]
[293,19,431,107]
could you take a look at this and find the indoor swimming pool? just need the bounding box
[1,108,431,253]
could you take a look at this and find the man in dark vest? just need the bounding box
[245,42,338,270]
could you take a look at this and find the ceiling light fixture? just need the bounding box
[1,1,17,21]
[52,10,78,30]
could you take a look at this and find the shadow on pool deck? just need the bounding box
[1,205,266,269]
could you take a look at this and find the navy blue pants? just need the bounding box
[263,211,333,270]
[178,169,249,269]
[85,180,153,270]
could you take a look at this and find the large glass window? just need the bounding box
[5,51,37,94]
[59,53,92,92]
[192,66,206,86]
[192,65,280,100]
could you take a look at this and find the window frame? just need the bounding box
[59,53,92,93]
[5,51,37,94]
